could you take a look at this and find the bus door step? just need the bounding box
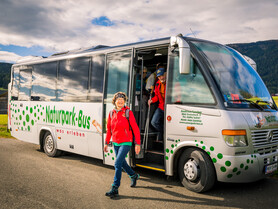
[136,163,165,172]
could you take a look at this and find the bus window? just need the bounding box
[103,50,132,131]
[32,62,57,101]
[18,69,32,101]
[167,55,215,104]
[57,57,90,102]
[11,67,19,100]
[88,54,105,102]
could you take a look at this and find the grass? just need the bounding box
[0,114,11,138]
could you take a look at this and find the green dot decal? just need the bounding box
[251,155,253,158]
[28,126,30,131]
[240,163,244,168]
[171,150,173,154]
[227,174,233,178]
[165,156,168,160]
[195,140,197,142]
[108,153,110,156]
[41,112,43,116]
[34,113,37,117]
[202,146,206,150]
[171,144,174,148]
[34,106,36,109]
[112,157,114,160]
[200,141,203,144]
[236,171,241,175]
[225,161,231,167]
[210,146,214,151]
[38,117,40,120]
[23,110,25,115]
[251,160,253,164]
[220,167,226,172]
[245,166,249,170]
[19,115,22,120]
[31,120,34,126]
[217,153,223,159]
[110,150,113,153]
[247,159,250,164]
[38,109,40,112]
[233,167,238,172]
[30,108,33,114]
[166,148,169,153]
[26,114,30,122]
[105,154,107,157]
[207,151,211,155]
[196,144,199,146]
[212,158,217,163]
[23,121,26,126]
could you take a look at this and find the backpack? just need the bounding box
[109,108,130,121]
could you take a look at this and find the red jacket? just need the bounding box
[105,106,140,145]
[151,80,166,111]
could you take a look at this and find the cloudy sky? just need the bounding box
[0,0,277,63]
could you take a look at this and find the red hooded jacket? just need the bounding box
[151,80,166,111]
[105,106,141,145]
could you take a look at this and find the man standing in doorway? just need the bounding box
[148,67,166,141]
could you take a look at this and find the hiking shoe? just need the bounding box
[130,173,140,187]
[105,185,119,198]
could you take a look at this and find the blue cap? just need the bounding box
[156,68,165,77]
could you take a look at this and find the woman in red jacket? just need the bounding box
[104,92,141,198]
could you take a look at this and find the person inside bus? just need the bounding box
[104,92,141,198]
[145,63,163,94]
[148,67,166,141]
[135,67,149,129]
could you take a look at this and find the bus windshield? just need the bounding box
[191,41,275,110]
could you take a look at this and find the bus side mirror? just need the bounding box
[170,35,191,74]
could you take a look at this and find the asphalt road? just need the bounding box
[0,137,277,209]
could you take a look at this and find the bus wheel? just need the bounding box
[178,148,216,193]
[43,132,62,157]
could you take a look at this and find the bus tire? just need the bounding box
[178,148,216,193]
[43,132,62,157]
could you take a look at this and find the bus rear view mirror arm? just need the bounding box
[170,34,191,74]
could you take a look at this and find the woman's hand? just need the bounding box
[104,144,108,152]
[135,145,141,155]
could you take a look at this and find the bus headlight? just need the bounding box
[222,130,248,147]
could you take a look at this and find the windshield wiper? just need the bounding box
[254,100,277,110]
[228,99,264,111]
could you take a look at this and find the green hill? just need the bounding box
[0,62,12,90]
[227,40,278,94]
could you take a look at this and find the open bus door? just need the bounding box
[132,46,169,172]
[102,49,135,166]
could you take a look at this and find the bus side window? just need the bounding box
[167,56,215,104]
[18,68,32,101]
[57,57,90,102]
[89,54,105,102]
[32,62,57,101]
[11,67,19,100]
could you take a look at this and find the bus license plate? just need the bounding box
[265,163,278,174]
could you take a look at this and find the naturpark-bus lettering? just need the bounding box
[45,106,91,129]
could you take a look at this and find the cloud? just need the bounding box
[0,0,277,61]
[0,51,22,63]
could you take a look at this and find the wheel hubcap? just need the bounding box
[45,135,54,153]
[184,159,199,181]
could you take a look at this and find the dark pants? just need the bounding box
[151,108,164,140]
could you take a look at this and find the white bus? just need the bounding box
[8,35,278,192]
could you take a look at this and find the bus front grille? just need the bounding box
[251,129,278,155]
